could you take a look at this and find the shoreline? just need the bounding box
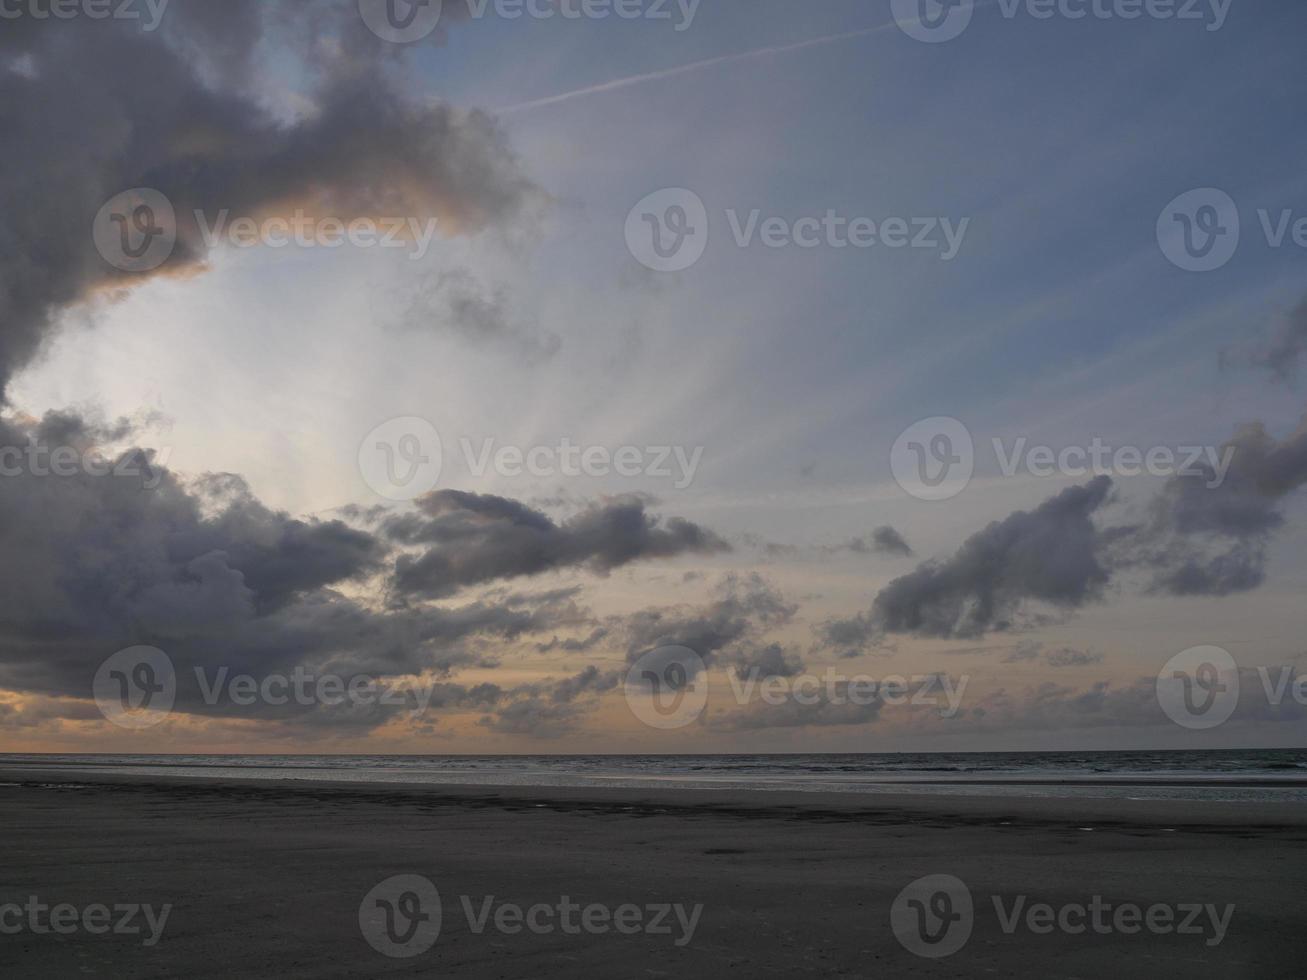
[4,766,1306,828]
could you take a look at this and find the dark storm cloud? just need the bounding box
[0,411,732,731]
[728,643,804,680]
[854,525,914,557]
[0,415,509,701]
[475,665,622,737]
[619,573,797,666]
[1107,418,1307,597]
[828,477,1113,642]
[0,2,540,398]
[388,491,731,599]
[820,413,1307,646]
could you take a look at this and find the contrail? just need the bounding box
[495,21,900,115]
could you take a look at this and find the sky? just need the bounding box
[2,0,1306,754]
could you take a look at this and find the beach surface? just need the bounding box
[2,767,1305,978]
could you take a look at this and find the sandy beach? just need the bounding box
[2,768,1305,978]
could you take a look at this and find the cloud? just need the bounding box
[0,5,751,741]
[388,491,730,599]
[1107,418,1307,596]
[849,525,914,557]
[618,573,797,666]
[0,411,728,731]
[823,477,1113,643]
[1002,641,1104,667]
[393,268,561,361]
[728,643,805,680]
[1222,294,1307,382]
[947,667,1307,735]
[475,665,621,737]
[0,4,540,398]
[821,414,1307,647]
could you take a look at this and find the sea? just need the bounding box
[3,749,1306,802]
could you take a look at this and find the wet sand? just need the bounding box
[2,768,1305,978]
